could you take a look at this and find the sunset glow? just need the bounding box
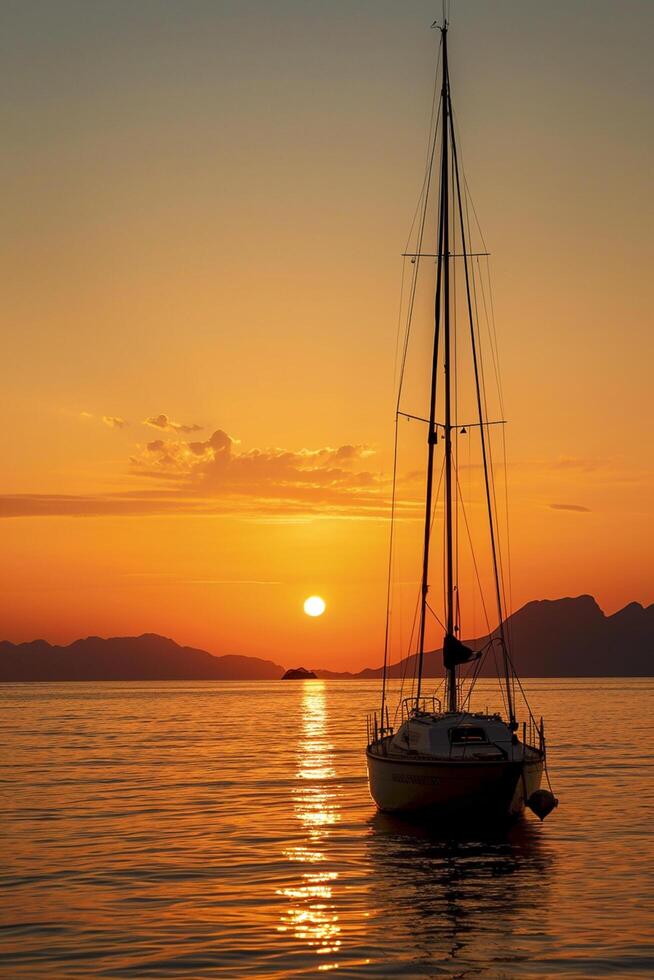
[2,5,654,977]
[0,2,651,674]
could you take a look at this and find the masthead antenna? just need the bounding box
[432,0,450,31]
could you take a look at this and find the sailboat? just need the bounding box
[366,21,557,823]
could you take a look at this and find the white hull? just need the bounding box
[367,737,543,820]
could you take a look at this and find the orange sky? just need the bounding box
[1,1,653,670]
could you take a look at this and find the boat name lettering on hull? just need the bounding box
[391,773,440,785]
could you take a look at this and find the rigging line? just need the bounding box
[403,45,443,255]
[397,256,424,408]
[449,107,493,269]
[388,39,444,726]
[484,421,512,683]
[425,601,446,631]
[470,644,498,711]
[456,121,508,618]
[461,185,500,580]
[380,412,400,727]
[479,249,513,645]
[463,186,512,643]
[461,166,489,254]
[397,452,445,719]
[454,463,491,638]
[395,42,443,402]
[480,256,506,416]
[451,141,460,635]
[483,423,510,641]
[459,645,489,711]
[414,450,446,691]
[408,591,420,710]
[442,459,447,647]
[482,266,514,684]
[500,424,514,648]
[468,418,475,639]
[455,107,511,532]
[466,299,512,649]
[506,647,555,794]
[492,642,510,721]
[472,318,506,605]
[475,255,504,419]
[392,260,408,392]
[448,93,515,724]
[396,93,442,411]
[395,587,421,726]
[394,583,414,720]
[469,327,507,589]
[410,446,445,696]
[484,256,507,413]
[502,644,541,729]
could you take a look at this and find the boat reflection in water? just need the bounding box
[365,811,554,975]
[277,681,342,965]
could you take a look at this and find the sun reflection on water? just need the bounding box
[277,681,342,961]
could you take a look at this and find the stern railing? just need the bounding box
[366,704,393,749]
[402,695,442,722]
[522,715,547,757]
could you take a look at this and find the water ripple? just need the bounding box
[0,678,653,978]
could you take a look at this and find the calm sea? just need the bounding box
[1,679,652,978]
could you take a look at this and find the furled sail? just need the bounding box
[443,633,481,670]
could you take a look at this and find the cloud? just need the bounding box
[0,427,418,520]
[0,490,397,520]
[144,413,203,434]
[132,428,382,505]
[549,503,591,513]
[0,491,247,519]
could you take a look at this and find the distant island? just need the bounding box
[0,596,652,681]
[282,667,317,680]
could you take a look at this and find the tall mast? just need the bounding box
[411,24,517,725]
[441,28,456,713]
[416,25,456,712]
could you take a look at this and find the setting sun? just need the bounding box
[303,596,326,618]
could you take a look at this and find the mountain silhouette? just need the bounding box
[0,597,652,681]
[314,596,654,678]
[0,633,284,681]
